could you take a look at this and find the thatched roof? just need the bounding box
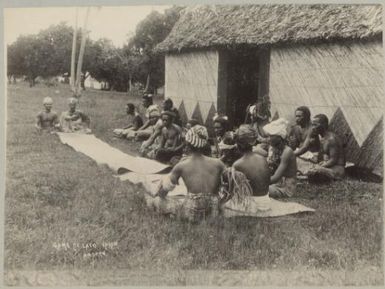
[156,4,382,52]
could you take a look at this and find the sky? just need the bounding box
[4,5,170,47]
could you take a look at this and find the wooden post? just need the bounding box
[70,7,78,90]
[74,7,91,97]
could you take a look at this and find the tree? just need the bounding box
[127,6,184,92]
[7,23,79,86]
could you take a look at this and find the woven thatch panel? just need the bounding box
[356,118,383,175]
[270,41,383,172]
[165,51,219,122]
[156,4,382,52]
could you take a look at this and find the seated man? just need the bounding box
[307,114,345,182]
[211,114,241,166]
[113,103,143,138]
[247,98,270,144]
[133,107,162,141]
[162,97,182,127]
[156,125,226,222]
[60,97,91,133]
[263,118,297,198]
[136,93,161,134]
[137,93,154,123]
[220,124,270,213]
[145,111,183,164]
[288,106,320,173]
[35,97,60,133]
[233,124,270,204]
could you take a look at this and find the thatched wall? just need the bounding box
[269,41,383,174]
[165,51,219,124]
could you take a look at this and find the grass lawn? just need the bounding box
[4,83,383,286]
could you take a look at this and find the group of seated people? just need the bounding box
[35,96,91,134]
[113,94,345,201]
[152,102,346,221]
[36,93,346,221]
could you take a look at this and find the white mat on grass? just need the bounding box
[58,133,315,217]
[57,133,170,174]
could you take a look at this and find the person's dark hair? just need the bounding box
[314,114,329,129]
[142,94,153,105]
[236,142,253,153]
[164,98,173,107]
[214,116,229,131]
[187,118,200,127]
[126,103,135,111]
[296,106,311,123]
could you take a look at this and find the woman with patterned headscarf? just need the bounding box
[155,125,226,222]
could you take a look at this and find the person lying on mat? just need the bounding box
[60,97,91,134]
[225,125,271,210]
[113,103,143,138]
[35,97,61,133]
[306,114,345,182]
[262,118,297,198]
[156,125,226,222]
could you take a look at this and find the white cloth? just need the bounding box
[224,194,271,212]
[263,118,289,139]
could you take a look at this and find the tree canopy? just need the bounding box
[7,6,184,91]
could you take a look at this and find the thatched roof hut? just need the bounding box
[156,4,383,175]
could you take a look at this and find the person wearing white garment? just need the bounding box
[263,118,297,198]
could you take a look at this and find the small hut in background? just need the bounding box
[156,4,383,175]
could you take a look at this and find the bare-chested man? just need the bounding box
[156,125,226,221]
[220,125,271,211]
[263,118,297,198]
[35,97,60,133]
[307,114,345,182]
[155,111,183,163]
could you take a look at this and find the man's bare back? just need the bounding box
[170,154,225,195]
[233,152,270,196]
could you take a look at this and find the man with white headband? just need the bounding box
[263,118,297,198]
[60,97,91,134]
[35,97,60,132]
[156,125,225,222]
